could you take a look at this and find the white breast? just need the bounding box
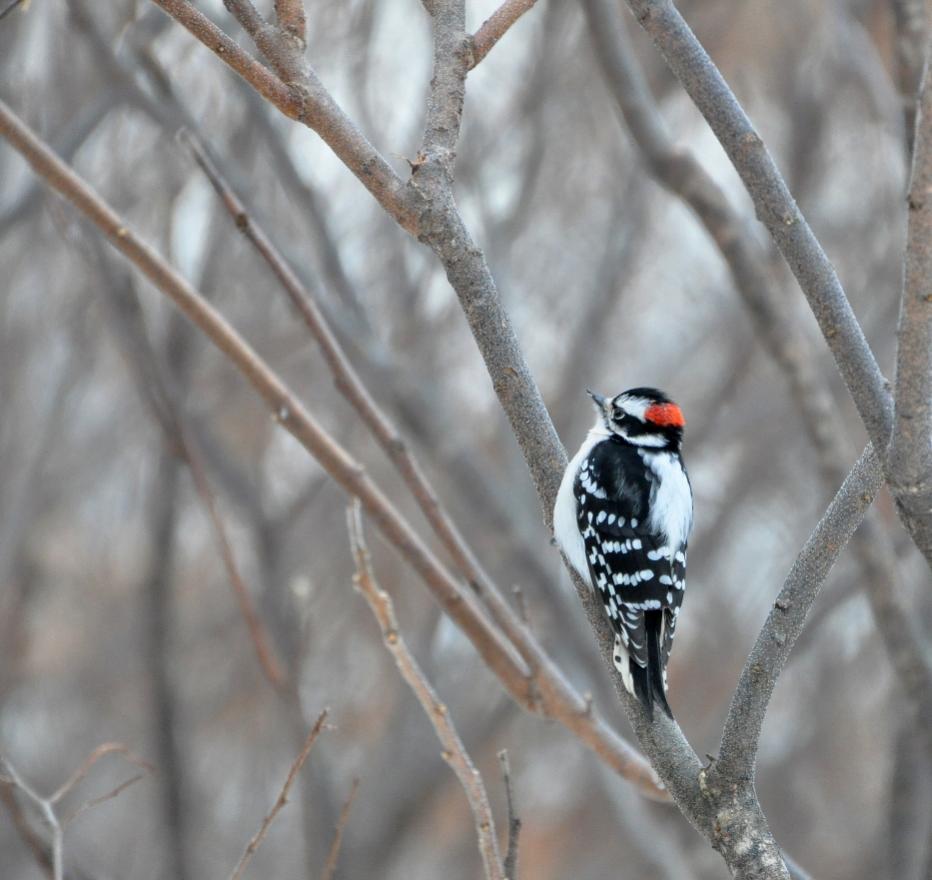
[553,428,606,585]
[640,450,693,551]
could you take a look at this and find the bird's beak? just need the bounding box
[586,388,607,408]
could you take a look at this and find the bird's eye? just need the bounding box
[612,408,626,422]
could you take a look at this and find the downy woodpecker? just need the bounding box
[554,387,693,719]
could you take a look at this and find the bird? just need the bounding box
[553,387,693,719]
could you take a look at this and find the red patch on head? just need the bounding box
[645,403,685,428]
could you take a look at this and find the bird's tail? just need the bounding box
[630,610,673,720]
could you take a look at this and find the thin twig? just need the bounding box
[497,750,521,880]
[63,774,147,825]
[320,777,360,880]
[0,744,152,880]
[347,501,504,880]
[182,430,289,689]
[49,742,152,805]
[88,235,287,692]
[228,709,329,880]
[0,783,53,877]
[469,0,539,69]
[0,756,63,880]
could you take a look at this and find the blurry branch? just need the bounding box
[469,0,539,69]
[0,97,529,699]
[182,131,533,662]
[148,0,567,524]
[228,709,329,880]
[0,744,152,880]
[622,0,932,573]
[582,0,838,464]
[891,0,928,152]
[141,449,189,880]
[148,0,418,232]
[182,430,287,687]
[716,446,883,780]
[890,52,932,573]
[0,88,116,233]
[89,243,287,691]
[182,129,666,798]
[584,0,932,740]
[621,0,892,451]
[498,750,521,880]
[0,0,26,22]
[49,743,152,820]
[320,777,359,880]
[0,100,665,800]
[130,1,843,874]
[347,502,504,880]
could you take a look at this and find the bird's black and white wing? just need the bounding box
[574,440,689,717]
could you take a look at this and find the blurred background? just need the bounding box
[1,0,930,877]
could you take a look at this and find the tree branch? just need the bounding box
[621,0,892,451]
[890,49,932,564]
[320,777,359,880]
[147,0,418,233]
[0,98,665,801]
[498,750,521,880]
[347,502,503,880]
[717,445,882,781]
[585,0,932,741]
[0,744,152,880]
[228,709,329,880]
[469,0,539,70]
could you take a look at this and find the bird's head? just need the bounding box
[587,386,685,451]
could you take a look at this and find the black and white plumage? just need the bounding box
[554,387,693,719]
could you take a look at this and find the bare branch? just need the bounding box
[0,756,63,880]
[187,432,289,689]
[62,774,147,826]
[716,445,883,781]
[497,750,521,880]
[182,129,667,799]
[1,743,152,880]
[147,0,418,233]
[890,50,932,564]
[182,129,532,687]
[586,0,932,735]
[420,0,469,177]
[228,709,329,880]
[49,742,153,806]
[622,0,892,450]
[320,777,359,880]
[347,502,503,880]
[470,0,539,70]
[0,783,54,878]
[0,99,665,800]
